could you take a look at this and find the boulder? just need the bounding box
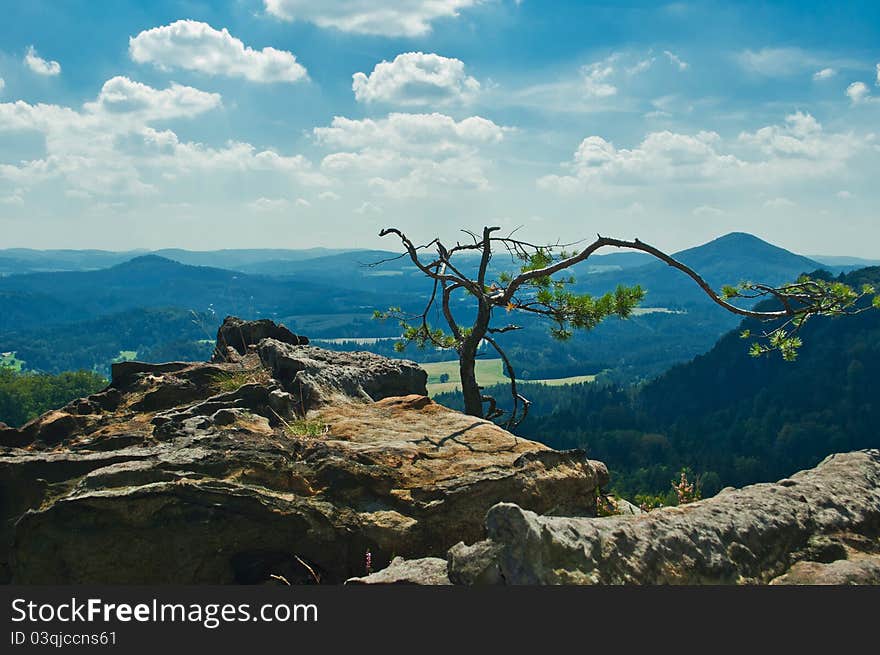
[0,336,604,584]
[214,316,307,360]
[769,555,880,585]
[257,339,428,408]
[345,557,451,585]
[450,450,880,585]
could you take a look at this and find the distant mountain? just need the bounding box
[0,247,356,276]
[0,232,863,380]
[809,254,880,268]
[575,232,829,308]
[0,255,412,332]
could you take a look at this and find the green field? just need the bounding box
[422,358,598,395]
[113,350,138,363]
[0,352,24,371]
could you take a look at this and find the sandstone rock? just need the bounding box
[608,496,644,516]
[448,540,503,585]
[214,316,307,360]
[345,556,451,585]
[257,339,428,408]
[769,555,880,585]
[450,450,880,585]
[0,325,604,584]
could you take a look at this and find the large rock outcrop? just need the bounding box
[442,449,880,585]
[0,318,605,584]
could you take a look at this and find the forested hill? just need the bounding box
[0,233,867,382]
[575,232,827,306]
[441,266,880,501]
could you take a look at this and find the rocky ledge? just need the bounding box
[0,317,605,584]
[350,449,880,585]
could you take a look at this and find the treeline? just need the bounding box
[437,267,880,501]
[0,308,215,375]
[0,368,107,427]
[325,305,739,383]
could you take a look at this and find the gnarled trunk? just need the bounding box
[459,302,491,418]
[459,340,483,417]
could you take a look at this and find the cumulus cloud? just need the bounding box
[352,52,479,105]
[813,67,836,80]
[539,130,738,193]
[315,112,505,151]
[664,50,689,71]
[836,190,853,199]
[314,112,507,198]
[85,76,222,121]
[129,20,307,83]
[0,78,5,94]
[581,59,617,97]
[263,0,480,37]
[248,197,290,211]
[539,111,865,194]
[24,46,61,76]
[0,76,326,200]
[846,81,871,104]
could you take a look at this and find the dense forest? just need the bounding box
[437,267,880,502]
[0,368,107,427]
[0,308,215,375]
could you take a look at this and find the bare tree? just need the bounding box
[376,226,877,428]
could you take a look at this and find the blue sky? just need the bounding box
[0,1,878,255]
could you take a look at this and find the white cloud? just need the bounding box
[0,78,5,94]
[315,112,505,151]
[24,46,61,76]
[129,20,307,83]
[539,130,739,192]
[693,205,724,217]
[248,197,290,211]
[735,47,815,76]
[314,112,507,198]
[0,188,25,205]
[264,0,480,37]
[846,81,871,104]
[355,201,382,215]
[836,190,853,199]
[352,52,479,105]
[763,197,795,208]
[295,197,311,207]
[86,76,222,121]
[664,50,689,71]
[318,190,340,201]
[539,112,865,193]
[737,111,860,163]
[581,59,617,97]
[626,58,654,75]
[876,63,880,86]
[813,67,836,80]
[0,76,326,201]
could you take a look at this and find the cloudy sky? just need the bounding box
[1,1,878,256]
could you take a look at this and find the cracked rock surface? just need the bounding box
[0,317,604,584]
[444,449,880,585]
